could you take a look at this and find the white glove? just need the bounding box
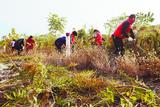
[128,37,133,41]
[133,39,136,41]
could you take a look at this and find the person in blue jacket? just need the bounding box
[14,38,25,55]
[54,33,70,52]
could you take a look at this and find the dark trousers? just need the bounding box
[112,35,125,56]
[14,45,23,55]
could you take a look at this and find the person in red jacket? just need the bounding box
[93,29,104,46]
[70,31,77,50]
[112,14,136,56]
[26,36,35,53]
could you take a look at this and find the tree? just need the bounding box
[9,28,19,39]
[104,12,154,35]
[88,26,95,36]
[48,13,67,36]
[77,27,87,39]
[134,12,154,28]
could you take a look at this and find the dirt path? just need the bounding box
[0,63,9,82]
[0,63,17,83]
[0,63,26,105]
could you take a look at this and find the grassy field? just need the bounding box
[0,25,160,106]
[0,46,160,107]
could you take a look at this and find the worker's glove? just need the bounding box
[128,37,134,41]
[133,39,136,41]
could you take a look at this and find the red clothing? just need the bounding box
[26,37,35,49]
[113,18,134,39]
[95,32,103,46]
[71,34,75,44]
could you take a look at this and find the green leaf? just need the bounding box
[130,96,137,101]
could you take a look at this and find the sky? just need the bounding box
[0,0,159,36]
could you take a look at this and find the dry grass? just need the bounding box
[138,56,160,78]
[63,47,111,72]
[40,47,112,74]
[38,47,160,79]
[3,45,160,80]
[72,76,107,96]
[116,55,139,77]
[115,52,160,78]
[21,62,37,75]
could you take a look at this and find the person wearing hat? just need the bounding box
[112,14,136,56]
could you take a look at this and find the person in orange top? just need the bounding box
[26,36,35,53]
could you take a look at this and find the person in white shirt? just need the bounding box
[11,39,16,53]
